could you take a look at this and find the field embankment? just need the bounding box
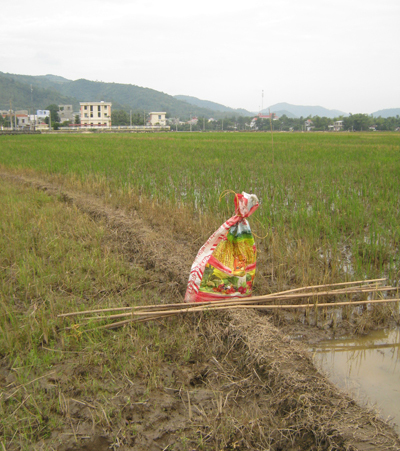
[1,132,400,450]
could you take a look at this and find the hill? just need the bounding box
[0,72,79,111]
[0,72,231,119]
[371,108,400,118]
[0,72,71,90]
[4,71,397,121]
[56,79,219,118]
[270,109,297,119]
[174,95,254,116]
[265,102,347,119]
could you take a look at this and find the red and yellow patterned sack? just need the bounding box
[185,192,259,303]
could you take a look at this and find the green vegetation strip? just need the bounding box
[0,132,399,284]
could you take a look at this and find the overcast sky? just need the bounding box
[1,0,399,114]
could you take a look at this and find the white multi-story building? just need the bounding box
[334,120,343,131]
[148,112,166,126]
[80,101,112,127]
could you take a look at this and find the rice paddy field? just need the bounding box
[1,130,400,450]
[1,131,399,287]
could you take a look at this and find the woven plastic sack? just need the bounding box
[185,192,259,303]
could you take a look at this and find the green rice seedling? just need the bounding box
[0,131,399,309]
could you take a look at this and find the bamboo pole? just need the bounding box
[268,277,386,295]
[58,279,390,318]
[75,294,400,324]
[62,286,396,322]
[241,297,400,310]
[85,297,400,331]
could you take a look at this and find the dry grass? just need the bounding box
[1,171,400,451]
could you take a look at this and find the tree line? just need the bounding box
[110,112,400,132]
[3,106,399,133]
[247,113,400,132]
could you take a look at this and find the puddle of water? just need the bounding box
[312,327,400,431]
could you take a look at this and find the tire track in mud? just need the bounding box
[2,170,400,451]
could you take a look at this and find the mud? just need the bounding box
[1,170,400,450]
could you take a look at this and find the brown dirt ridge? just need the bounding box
[1,170,399,451]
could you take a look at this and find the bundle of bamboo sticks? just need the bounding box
[58,278,399,331]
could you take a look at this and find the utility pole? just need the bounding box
[30,84,33,129]
[9,100,13,130]
[262,90,264,113]
[49,111,51,131]
[269,108,274,166]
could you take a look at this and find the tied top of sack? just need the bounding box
[233,192,259,218]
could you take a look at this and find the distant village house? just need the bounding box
[80,101,112,127]
[1,109,33,129]
[37,109,50,119]
[148,112,166,126]
[328,120,343,132]
[304,119,314,131]
[187,116,198,126]
[58,105,75,123]
[258,112,278,120]
[250,112,279,129]
[16,112,29,127]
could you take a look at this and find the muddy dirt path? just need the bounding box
[1,170,400,451]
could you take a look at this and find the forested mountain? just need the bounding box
[56,79,218,117]
[265,102,346,119]
[174,95,254,116]
[267,109,297,118]
[0,73,79,111]
[2,71,398,121]
[0,72,70,90]
[0,72,226,119]
[371,108,400,118]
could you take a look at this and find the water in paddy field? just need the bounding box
[312,327,400,432]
